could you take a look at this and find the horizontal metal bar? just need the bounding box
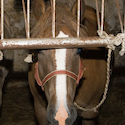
[0,37,109,50]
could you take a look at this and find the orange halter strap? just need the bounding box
[35,58,84,91]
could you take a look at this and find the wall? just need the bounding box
[4,0,36,73]
[85,0,124,34]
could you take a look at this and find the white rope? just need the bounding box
[74,32,125,112]
[119,1,125,56]
[119,36,125,56]
[0,50,3,60]
[74,47,112,112]
[74,0,112,112]
[98,30,125,55]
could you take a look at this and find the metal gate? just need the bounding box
[0,0,124,51]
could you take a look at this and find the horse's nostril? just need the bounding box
[66,107,77,125]
[47,108,54,121]
[47,108,58,124]
[71,107,77,121]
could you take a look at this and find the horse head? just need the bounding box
[36,47,79,125]
[31,0,90,124]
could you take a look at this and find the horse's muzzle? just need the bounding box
[47,105,77,125]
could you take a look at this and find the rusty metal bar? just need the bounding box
[22,0,30,38]
[95,0,101,30]
[27,0,30,38]
[52,0,55,38]
[77,0,80,37]
[0,37,110,50]
[22,0,28,38]
[1,0,4,39]
[123,1,125,33]
[116,0,124,33]
[101,0,105,34]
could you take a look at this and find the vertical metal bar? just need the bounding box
[77,0,80,37]
[52,0,55,38]
[95,0,101,30]
[1,0,4,40]
[116,0,123,33]
[100,0,105,35]
[22,0,28,38]
[123,1,125,33]
[27,0,30,38]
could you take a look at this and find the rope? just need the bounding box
[74,48,112,112]
[74,1,125,110]
[74,0,112,112]
[120,0,125,56]
[97,30,125,56]
[119,35,125,56]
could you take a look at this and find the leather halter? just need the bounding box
[35,58,84,91]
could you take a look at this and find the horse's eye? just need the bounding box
[37,49,42,53]
[77,49,82,54]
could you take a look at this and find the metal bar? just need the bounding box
[95,0,101,30]
[116,0,124,33]
[101,0,105,34]
[27,0,30,38]
[77,0,80,37]
[52,0,55,38]
[22,0,28,38]
[1,0,4,39]
[123,1,125,33]
[0,37,110,50]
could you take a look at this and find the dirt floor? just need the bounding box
[0,65,125,125]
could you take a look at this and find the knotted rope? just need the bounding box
[98,30,125,56]
[74,31,125,112]
[74,0,125,112]
[74,37,113,112]
[74,0,123,112]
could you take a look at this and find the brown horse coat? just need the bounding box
[28,0,107,125]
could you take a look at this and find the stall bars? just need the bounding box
[0,0,125,51]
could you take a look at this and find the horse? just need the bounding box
[28,0,107,124]
[0,11,13,107]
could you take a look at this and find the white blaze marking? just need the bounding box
[55,49,66,107]
[55,31,69,118]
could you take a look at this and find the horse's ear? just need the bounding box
[72,0,85,22]
[32,0,46,20]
